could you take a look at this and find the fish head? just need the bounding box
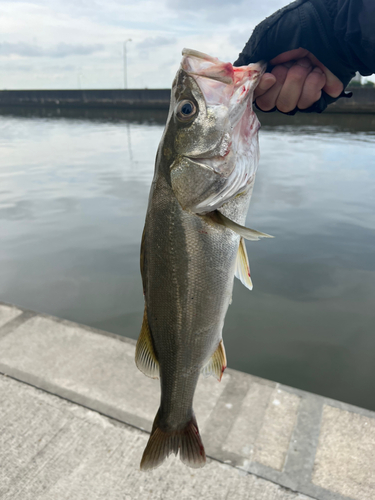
[162,49,265,214]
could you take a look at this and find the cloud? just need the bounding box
[166,0,288,23]
[0,0,291,89]
[50,43,105,57]
[0,42,104,58]
[136,36,177,51]
[229,28,254,48]
[167,0,242,9]
[0,60,76,74]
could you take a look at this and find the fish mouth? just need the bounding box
[182,48,218,64]
[181,48,266,85]
[182,48,233,84]
[181,48,235,86]
[181,48,265,108]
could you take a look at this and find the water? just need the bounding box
[1,107,374,411]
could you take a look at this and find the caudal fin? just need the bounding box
[140,410,206,471]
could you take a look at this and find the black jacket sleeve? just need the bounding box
[234,0,375,113]
[334,0,375,76]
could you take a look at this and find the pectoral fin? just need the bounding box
[235,237,253,290]
[201,340,227,381]
[212,210,273,241]
[135,306,159,379]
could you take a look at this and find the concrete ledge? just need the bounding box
[1,301,374,500]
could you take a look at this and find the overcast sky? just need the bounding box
[1,0,373,90]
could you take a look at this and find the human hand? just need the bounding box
[254,48,344,113]
[234,0,355,114]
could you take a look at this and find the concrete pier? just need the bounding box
[1,301,374,500]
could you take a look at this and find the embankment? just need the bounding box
[0,87,374,113]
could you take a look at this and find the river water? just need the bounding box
[1,107,374,410]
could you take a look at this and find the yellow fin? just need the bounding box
[235,237,253,290]
[212,210,273,241]
[135,307,159,379]
[201,340,227,381]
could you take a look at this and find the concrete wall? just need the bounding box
[0,89,171,109]
[0,87,374,112]
[329,87,375,113]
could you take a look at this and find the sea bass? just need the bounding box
[136,49,270,471]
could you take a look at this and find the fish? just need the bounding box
[136,48,271,471]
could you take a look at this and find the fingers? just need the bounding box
[306,52,343,97]
[254,50,341,113]
[275,57,313,112]
[255,65,288,111]
[254,73,276,100]
[297,67,326,109]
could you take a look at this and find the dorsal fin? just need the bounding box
[201,340,227,381]
[235,237,253,290]
[135,306,159,379]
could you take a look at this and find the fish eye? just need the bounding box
[176,100,197,121]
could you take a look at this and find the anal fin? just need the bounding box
[135,306,159,379]
[235,237,253,290]
[201,340,227,381]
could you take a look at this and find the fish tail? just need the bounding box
[140,409,206,471]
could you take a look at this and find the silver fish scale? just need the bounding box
[144,174,243,430]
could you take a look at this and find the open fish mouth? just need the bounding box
[181,48,235,85]
[181,48,265,85]
[181,48,266,108]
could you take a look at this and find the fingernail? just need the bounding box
[297,58,311,68]
[312,66,324,74]
[259,75,275,89]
